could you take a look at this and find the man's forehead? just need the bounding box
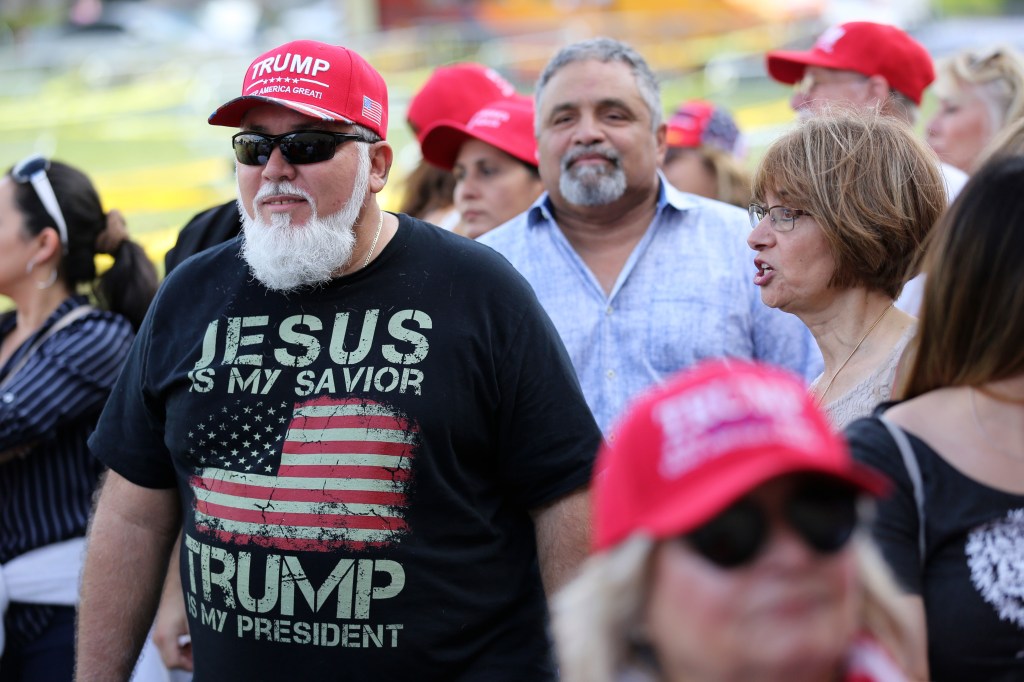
[541,60,644,108]
[239,104,351,132]
[805,65,868,80]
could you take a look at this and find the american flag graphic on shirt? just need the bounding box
[362,95,384,126]
[187,396,415,552]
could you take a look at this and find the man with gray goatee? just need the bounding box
[479,37,820,437]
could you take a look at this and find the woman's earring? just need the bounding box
[36,266,58,289]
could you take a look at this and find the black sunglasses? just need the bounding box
[11,155,70,254]
[232,131,368,166]
[685,481,859,569]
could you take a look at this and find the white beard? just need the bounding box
[238,148,370,292]
[559,143,627,206]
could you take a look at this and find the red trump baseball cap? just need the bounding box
[406,63,517,143]
[766,22,935,105]
[593,359,888,552]
[209,40,389,139]
[666,100,741,154]
[419,95,538,171]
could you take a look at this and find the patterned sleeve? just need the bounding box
[0,313,133,451]
[845,416,925,594]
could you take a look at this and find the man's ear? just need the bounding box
[368,141,393,194]
[654,121,668,165]
[865,75,892,107]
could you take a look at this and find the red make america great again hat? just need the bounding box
[209,40,389,139]
[766,22,935,106]
[592,359,888,552]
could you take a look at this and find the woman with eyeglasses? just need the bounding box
[847,154,1024,682]
[927,45,1024,174]
[0,156,157,680]
[747,112,946,429]
[553,359,919,682]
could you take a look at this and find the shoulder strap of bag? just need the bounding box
[878,415,926,569]
[0,305,95,392]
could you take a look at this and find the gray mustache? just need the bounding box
[562,145,620,170]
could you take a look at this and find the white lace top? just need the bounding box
[816,325,917,430]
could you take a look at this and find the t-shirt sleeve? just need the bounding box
[493,299,601,512]
[88,304,175,489]
[845,416,924,593]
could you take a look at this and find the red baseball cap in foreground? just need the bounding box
[766,22,935,106]
[209,40,389,140]
[406,63,517,143]
[592,359,888,553]
[419,96,538,171]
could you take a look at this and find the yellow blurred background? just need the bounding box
[1,0,1014,272]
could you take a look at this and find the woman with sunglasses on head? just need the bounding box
[926,45,1024,175]
[846,155,1024,682]
[0,156,157,681]
[748,111,946,429]
[554,359,919,682]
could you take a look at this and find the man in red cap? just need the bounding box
[767,21,936,123]
[76,40,599,681]
[765,21,967,314]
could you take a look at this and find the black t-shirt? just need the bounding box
[91,214,600,681]
[847,414,1024,682]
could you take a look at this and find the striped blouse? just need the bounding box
[1,295,133,644]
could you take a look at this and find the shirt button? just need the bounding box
[605,306,613,315]
[2,392,13,403]
[606,370,615,378]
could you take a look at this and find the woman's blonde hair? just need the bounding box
[553,531,918,682]
[751,109,946,299]
[935,46,1024,160]
[976,115,1024,166]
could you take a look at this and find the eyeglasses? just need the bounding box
[794,71,870,96]
[11,155,69,254]
[232,131,368,166]
[684,481,859,569]
[748,203,812,231]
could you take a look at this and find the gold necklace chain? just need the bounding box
[969,387,1024,460]
[816,302,894,406]
[361,211,384,270]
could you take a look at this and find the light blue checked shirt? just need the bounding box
[479,177,822,436]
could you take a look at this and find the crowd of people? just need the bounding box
[2,17,1024,682]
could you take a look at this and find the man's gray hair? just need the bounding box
[534,37,662,134]
[352,123,383,144]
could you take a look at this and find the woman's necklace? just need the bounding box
[361,211,384,270]
[969,387,1024,460]
[816,302,894,406]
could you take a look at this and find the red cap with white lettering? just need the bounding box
[407,63,517,143]
[593,359,888,552]
[209,39,389,139]
[766,22,934,106]
[419,95,537,171]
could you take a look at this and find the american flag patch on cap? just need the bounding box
[362,95,383,125]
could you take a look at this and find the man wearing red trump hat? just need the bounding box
[76,39,600,681]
